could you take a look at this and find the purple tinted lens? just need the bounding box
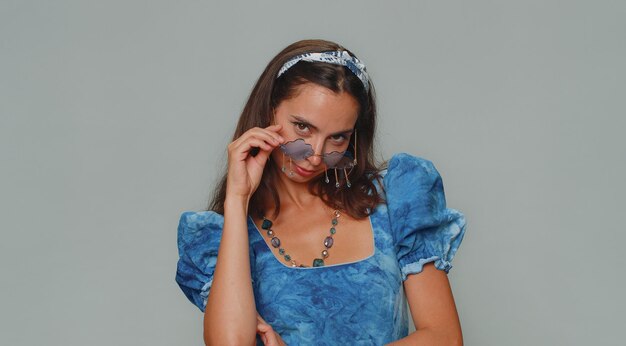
[280,138,314,161]
[323,150,354,169]
[322,151,344,168]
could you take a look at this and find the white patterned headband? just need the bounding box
[276,50,370,92]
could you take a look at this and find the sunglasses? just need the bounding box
[278,138,355,167]
[278,130,358,187]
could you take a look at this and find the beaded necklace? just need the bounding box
[261,209,340,267]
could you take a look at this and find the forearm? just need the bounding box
[385,328,463,346]
[203,196,257,345]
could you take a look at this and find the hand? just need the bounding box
[256,312,287,346]
[226,124,284,200]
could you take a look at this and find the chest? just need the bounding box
[248,204,407,343]
[252,214,375,268]
[248,211,407,345]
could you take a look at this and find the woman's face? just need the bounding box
[271,82,359,182]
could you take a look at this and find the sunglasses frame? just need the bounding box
[278,129,358,188]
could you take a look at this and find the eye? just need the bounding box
[292,121,310,134]
[330,134,347,143]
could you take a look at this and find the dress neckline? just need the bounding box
[248,212,377,270]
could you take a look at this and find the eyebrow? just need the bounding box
[289,115,354,136]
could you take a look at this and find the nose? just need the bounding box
[307,141,325,167]
[308,154,323,166]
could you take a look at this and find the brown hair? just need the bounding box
[208,39,386,220]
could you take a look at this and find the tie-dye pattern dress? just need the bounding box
[175,153,467,345]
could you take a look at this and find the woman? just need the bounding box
[176,39,467,345]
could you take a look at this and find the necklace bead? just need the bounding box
[261,209,340,268]
[262,219,272,230]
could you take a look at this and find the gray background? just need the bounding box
[1,1,624,345]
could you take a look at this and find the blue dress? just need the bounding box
[175,153,467,345]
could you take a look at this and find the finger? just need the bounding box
[267,125,285,142]
[250,144,277,166]
[257,328,277,346]
[256,326,268,345]
[257,323,270,332]
[243,138,275,153]
[233,130,279,148]
[231,134,281,158]
[256,323,274,346]
[230,138,277,160]
[256,315,271,333]
[245,126,285,144]
[264,330,279,346]
[265,124,283,139]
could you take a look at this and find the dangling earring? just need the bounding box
[281,153,286,173]
[282,153,291,176]
[324,163,330,183]
[281,152,296,177]
[289,157,294,176]
[321,129,358,188]
[340,129,358,189]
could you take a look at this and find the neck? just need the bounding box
[270,162,323,214]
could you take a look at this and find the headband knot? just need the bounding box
[277,50,370,92]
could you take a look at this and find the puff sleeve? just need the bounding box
[383,153,467,281]
[175,211,225,312]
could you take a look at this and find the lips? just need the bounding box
[293,164,318,177]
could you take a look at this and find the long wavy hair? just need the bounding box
[208,39,386,220]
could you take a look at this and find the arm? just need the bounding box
[386,262,463,346]
[203,124,284,345]
[203,196,257,345]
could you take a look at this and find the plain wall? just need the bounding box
[1,1,624,345]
